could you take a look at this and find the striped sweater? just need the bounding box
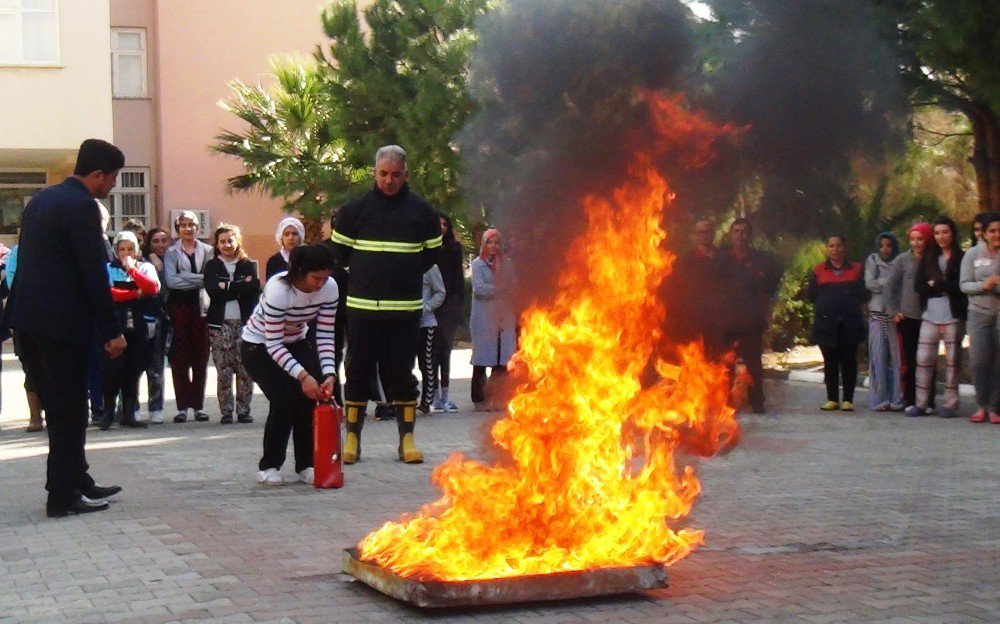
[241,273,339,380]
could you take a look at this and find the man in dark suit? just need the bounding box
[5,139,128,517]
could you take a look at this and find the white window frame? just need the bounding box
[0,0,61,66]
[0,169,47,234]
[111,27,147,98]
[107,167,152,232]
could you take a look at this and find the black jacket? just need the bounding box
[331,183,441,318]
[203,257,260,328]
[915,250,968,321]
[264,252,288,281]
[436,241,464,321]
[319,238,350,326]
[807,259,867,346]
[4,178,119,344]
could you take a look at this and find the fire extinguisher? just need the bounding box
[313,400,344,489]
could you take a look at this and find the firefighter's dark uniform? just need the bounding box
[330,183,441,463]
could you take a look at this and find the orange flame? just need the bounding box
[358,94,740,581]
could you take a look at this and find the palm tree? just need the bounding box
[212,55,363,241]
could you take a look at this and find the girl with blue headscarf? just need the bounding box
[865,231,903,411]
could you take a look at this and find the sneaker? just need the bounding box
[989,412,1000,425]
[970,409,987,423]
[220,415,234,425]
[888,403,905,411]
[444,400,458,413]
[193,411,210,422]
[149,411,164,425]
[298,467,314,485]
[905,405,926,418]
[256,468,283,486]
[937,407,957,419]
[417,403,431,416]
[820,401,840,411]
[173,411,187,423]
[237,414,253,424]
[840,401,854,412]
[431,398,446,412]
[873,402,890,412]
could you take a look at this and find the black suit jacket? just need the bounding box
[6,177,120,345]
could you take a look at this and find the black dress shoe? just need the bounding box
[46,496,109,518]
[81,484,122,500]
[193,411,210,422]
[121,419,148,428]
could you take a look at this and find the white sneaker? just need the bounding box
[298,467,314,485]
[256,468,283,486]
[149,411,164,425]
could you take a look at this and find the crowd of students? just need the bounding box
[810,213,1000,424]
[5,187,522,483]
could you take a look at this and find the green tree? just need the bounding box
[882,0,1000,213]
[212,56,357,241]
[318,0,491,221]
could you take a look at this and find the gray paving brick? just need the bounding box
[1,371,998,623]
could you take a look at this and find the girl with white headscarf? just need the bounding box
[99,231,160,430]
[265,217,305,280]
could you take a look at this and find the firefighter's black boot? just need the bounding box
[394,401,423,464]
[343,401,366,464]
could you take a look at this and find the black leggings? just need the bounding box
[241,339,321,473]
[417,326,437,407]
[819,339,859,403]
[472,366,506,404]
[432,313,459,390]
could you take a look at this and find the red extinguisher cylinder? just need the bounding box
[313,402,344,489]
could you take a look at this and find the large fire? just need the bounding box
[358,94,740,581]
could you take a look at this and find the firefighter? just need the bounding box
[330,145,442,464]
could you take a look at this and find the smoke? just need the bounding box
[458,0,904,306]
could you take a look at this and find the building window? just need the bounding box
[111,27,147,98]
[107,167,152,232]
[0,0,60,65]
[0,171,46,234]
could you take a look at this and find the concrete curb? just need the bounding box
[779,368,975,398]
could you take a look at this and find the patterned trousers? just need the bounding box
[208,320,254,418]
[417,326,437,408]
[867,315,903,409]
[915,320,963,411]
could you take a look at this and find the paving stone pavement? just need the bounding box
[0,353,997,623]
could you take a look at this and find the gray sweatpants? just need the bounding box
[967,310,1000,410]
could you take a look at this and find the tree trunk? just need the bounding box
[959,99,1000,214]
[301,215,326,244]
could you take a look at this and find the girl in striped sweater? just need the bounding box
[241,245,339,486]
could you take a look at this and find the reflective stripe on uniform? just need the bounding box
[346,296,424,311]
[332,231,443,253]
[352,239,425,253]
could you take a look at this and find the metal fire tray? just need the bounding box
[342,548,668,608]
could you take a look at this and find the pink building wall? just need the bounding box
[111,0,159,200]
[154,0,328,267]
